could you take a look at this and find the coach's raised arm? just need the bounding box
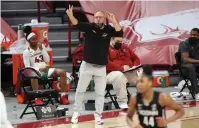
[66,5,122,36]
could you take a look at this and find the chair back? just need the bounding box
[174,52,181,65]
[18,67,42,96]
[174,52,190,78]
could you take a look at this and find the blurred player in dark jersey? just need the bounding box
[126,65,184,128]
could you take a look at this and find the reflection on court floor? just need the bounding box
[14,101,199,128]
[41,106,199,128]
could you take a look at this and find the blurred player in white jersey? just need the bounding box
[0,91,13,128]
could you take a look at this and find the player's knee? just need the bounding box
[184,64,195,72]
[112,71,126,83]
[61,70,66,76]
[113,71,125,78]
[57,69,66,77]
[76,87,87,93]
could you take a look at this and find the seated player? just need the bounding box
[126,65,184,128]
[106,37,141,109]
[22,26,69,104]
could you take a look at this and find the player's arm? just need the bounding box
[38,44,49,72]
[106,12,121,31]
[66,5,78,25]
[159,93,184,125]
[38,44,50,63]
[180,42,199,63]
[106,12,123,37]
[23,50,31,67]
[66,5,91,33]
[182,52,199,63]
[126,96,136,127]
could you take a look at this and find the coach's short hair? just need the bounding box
[95,10,106,17]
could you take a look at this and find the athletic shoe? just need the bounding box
[34,98,44,105]
[119,102,128,109]
[195,93,199,101]
[71,112,80,124]
[60,96,70,105]
[16,94,24,104]
[95,116,104,125]
[94,112,104,125]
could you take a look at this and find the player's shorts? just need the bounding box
[48,68,56,77]
[36,68,56,77]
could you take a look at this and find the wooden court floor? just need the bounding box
[14,101,199,128]
[40,106,199,128]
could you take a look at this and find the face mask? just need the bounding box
[114,42,122,50]
[189,37,198,45]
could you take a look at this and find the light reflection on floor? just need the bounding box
[14,101,199,128]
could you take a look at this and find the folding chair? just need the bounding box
[19,67,58,120]
[105,83,131,109]
[174,52,196,99]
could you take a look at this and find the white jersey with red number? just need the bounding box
[23,44,50,71]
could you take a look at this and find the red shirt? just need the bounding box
[107,44,140,73]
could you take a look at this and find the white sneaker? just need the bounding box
[71,112,80,124]
[195,93,199,101]
[119,102,128,109]
[95,116,104,125]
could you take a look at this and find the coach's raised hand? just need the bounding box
[66,5,78,25]
[66,5,73,17]
[106,12,121,31]
[106,12,117,23]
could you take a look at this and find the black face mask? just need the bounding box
[189,37,198,45]
[114,42,122,50]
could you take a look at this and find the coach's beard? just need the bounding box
[95,23,104,29]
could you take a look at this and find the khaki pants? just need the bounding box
[107,70,138,103]
[73,61,106,117]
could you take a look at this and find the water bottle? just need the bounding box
[89,79,95,91]
[161,76,166,88]
[13,106,18,119]
[17,24,24,39]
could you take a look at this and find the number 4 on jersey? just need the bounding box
[144,116,154,127]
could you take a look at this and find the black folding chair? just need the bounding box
[174,52,196,99]
[19,67,58,120]
[105,83,131,109]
